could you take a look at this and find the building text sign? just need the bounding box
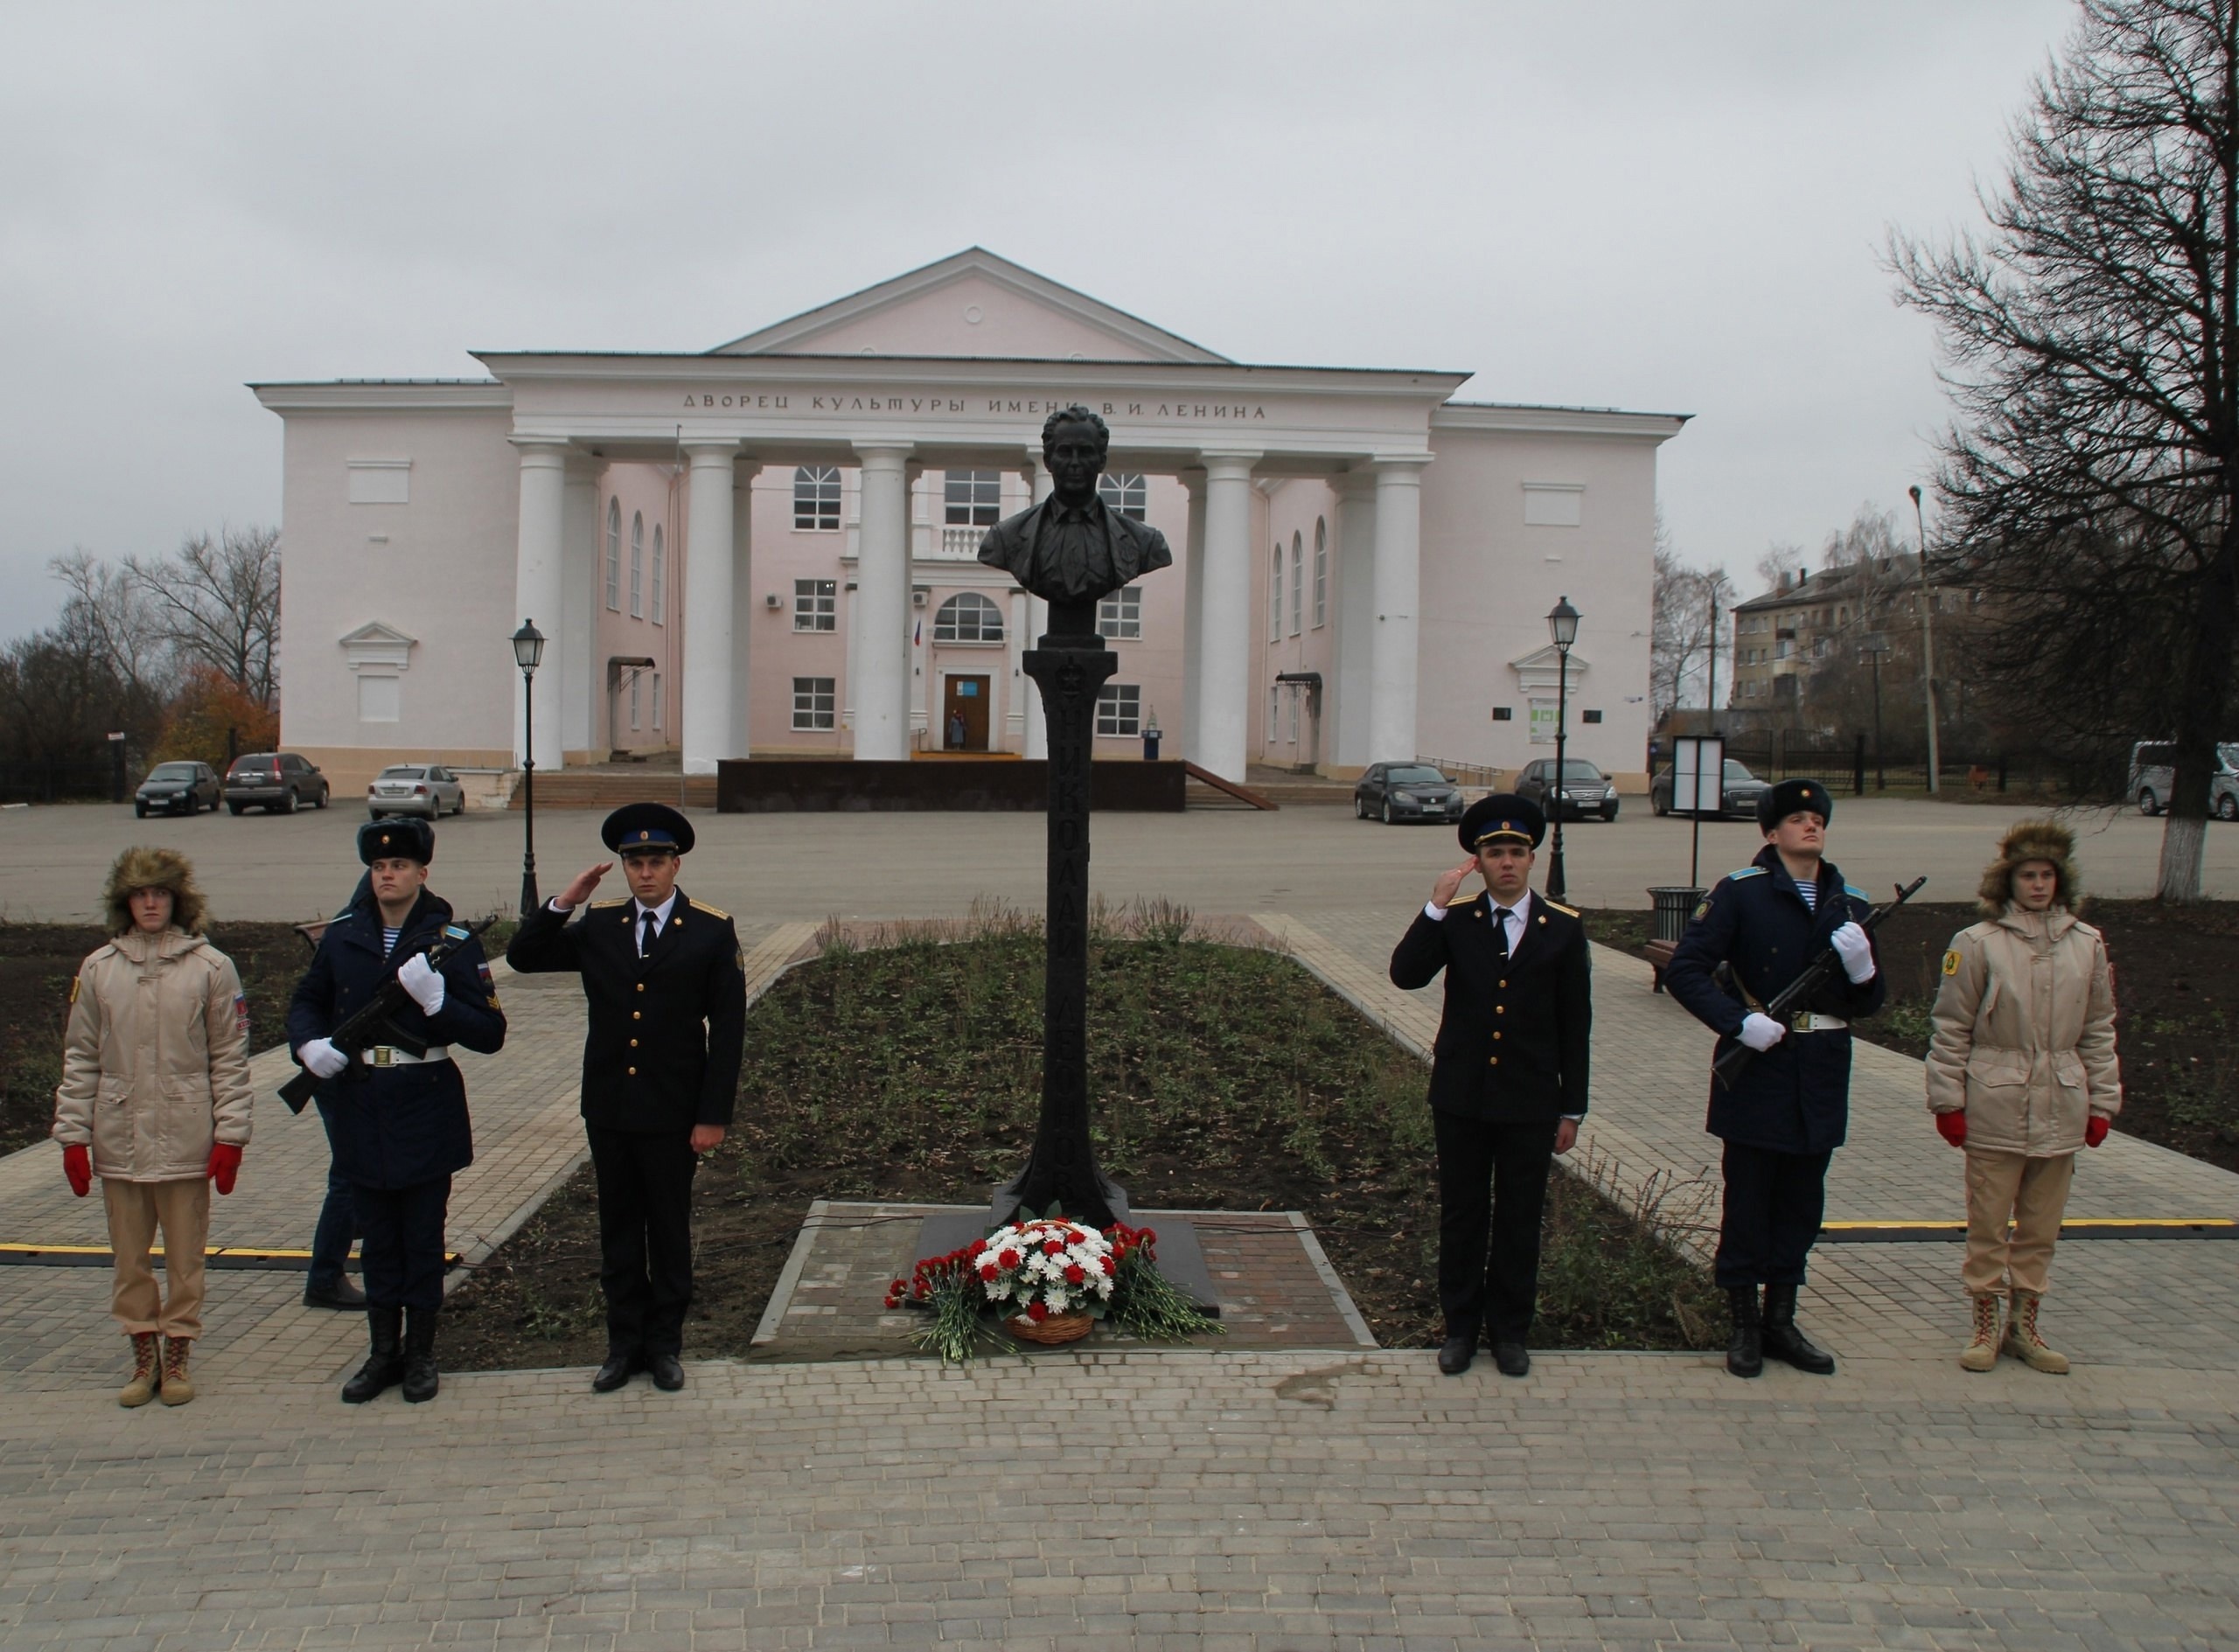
[678,391,1269,422]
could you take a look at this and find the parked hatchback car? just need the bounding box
[223,752,330,815]
[1353,763,1467,825]
[1650,757,1770,819]
[134,761,221,818]
[1512,757,1620,821]
[367,763,466,819]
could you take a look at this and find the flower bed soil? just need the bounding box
[1588,899,2239,1175]
[441,925,1723,1370]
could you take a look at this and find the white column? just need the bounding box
[511,438,569,774]
[1331,471,1377,767]
[729,459,760,759]
[1005,589,1029,750]
[1178,468,1207,765]
[1370,460,1426,765]
[561,457,598,762]
[680,442,739,775]
[1022,454,1054,761]
[1196,452,1260,784]
[852,444,913,760]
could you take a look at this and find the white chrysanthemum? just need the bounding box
[1046,1288,1069,1313]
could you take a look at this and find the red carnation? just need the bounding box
[1064,1263,1086,1285]
[882,1294,899,1308]
[1139,1229,1156,1246]
[1043,1239,1064,1256]
[968,1238,987,1256]
[979,1263,998,1283]
[912,1279,929,1298]
[1027,1300,1049,1322]
[999,1248,1021,1270]
[1100,1256,1116,1275]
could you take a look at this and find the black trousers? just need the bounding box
[354,1175,450,1310]
[587,1125,698,1358]
[309,1100,359,1291]
[1714,1140,1833,1288]
[1433,1112,1559,1343]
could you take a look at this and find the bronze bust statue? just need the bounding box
[978,406,1172,613]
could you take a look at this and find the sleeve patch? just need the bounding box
[234,993,250,1036]
[1692,899,1712,923]
[1942,949,1961,977]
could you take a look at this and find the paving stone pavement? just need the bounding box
[2,907,2236,1648]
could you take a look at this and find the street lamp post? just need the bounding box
[512,619,546,917]
[1860,633,1889,791]
[1546,595,1580,903]
[1910,484,1940,794]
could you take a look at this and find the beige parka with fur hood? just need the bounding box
[51,847,254,1181]
[1924,821,2122,1156]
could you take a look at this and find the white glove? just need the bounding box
[396,952,446,1015]
[296,1038,347,1079]
[1739,1013,1786,1052]
[1830,921,1875,984]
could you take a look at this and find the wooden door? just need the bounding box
[943,675,991,750]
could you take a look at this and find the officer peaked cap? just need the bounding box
[1757,778,1833,830]
[358,816,434,866]
[601,802,694,855]
[1457,793,1546,852]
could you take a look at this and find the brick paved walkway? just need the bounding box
[2,907,2236,1649]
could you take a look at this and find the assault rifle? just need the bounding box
[1711,876,1926,1091]
[276,916,495,1114]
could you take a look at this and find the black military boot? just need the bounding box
[1725,1286,1763,1379]
[1761,1283,1837,1375]
[341,1305,405,1404]
[401,1306,441,1404]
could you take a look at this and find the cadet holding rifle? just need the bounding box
[287,819,506,1405]
[1664,780,1887,1379]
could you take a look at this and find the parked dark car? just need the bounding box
[134,761,221,818]
[1512,757,1619,821]
[1650,757,1771,819]
[223,751,330,815]
[1353,763,1467,825]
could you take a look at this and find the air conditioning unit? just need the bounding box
[912,587,930,608]
[764,592,781,608]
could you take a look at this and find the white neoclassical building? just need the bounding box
[253,250,1686,795]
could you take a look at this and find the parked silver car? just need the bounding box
[367,763,466,819]
[2129,740,2239,818]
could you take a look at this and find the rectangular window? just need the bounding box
[794,578,836,632]
[1583,709,1604,724]
[1097,587,1141,639]
[1269,551,1282,643]
[1287,689,1299,743]
[944,470,1002,527]
[1096,682,1141,737]
[794,466,841,531]
[630,673,642,730]
[651,529,665,624]
[1529,701,1558,744]
[1289,540,1302,636]
[1491,706,1513,721]
[792,676,836,730]
[629,541,643,619]
[358,675,400,722]
[1096,473,1147,521]
[1312,533,1328,628]
[652,672,663,730]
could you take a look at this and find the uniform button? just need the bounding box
[630,1038,638,1048]
[1493,1031,1502,1041]
[1499,979,1508,988]
[1496,1006,1504,1014]
[627,1067,637,1076]
[1489,1056,1499,1066]
[636,983,645,993]
[632,1010,642,1021]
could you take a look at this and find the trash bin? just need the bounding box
[1142,729,1161,761]
[1648,886,1705,944]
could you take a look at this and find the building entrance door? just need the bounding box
[943,674,991,750]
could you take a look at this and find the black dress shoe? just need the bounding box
[647,1353,686,1391]
[303,1276,368,1310]
[1436,1335,1475,1376]
[1761,1285,1837,1375]
[1492,1342,1531,1377]
[591,1352,637,1393]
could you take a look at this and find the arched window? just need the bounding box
[651,525,665,624]
[1312,519,1328,628]
[933,591,1005,644]
[629,512,645,618]
[1270,546,1283,643]
[794,465,841,530]
[1097,472,1147,521]
[604,498,621,610]
[1289,532,1302,636]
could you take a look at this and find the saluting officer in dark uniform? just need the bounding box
[1391,795,1591,1378]
[506,803,745,1394]
[1664,779,1885,1379]
[288,819,506,1405]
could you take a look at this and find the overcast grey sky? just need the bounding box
[0,0,2076,635]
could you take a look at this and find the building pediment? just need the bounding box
[340,621,416,673]
[1510,644,1587,695]
[707,248,1229,366]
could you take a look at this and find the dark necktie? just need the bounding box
[640,910,658,958]
[1491,906,1515,956]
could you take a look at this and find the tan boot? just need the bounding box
[2001,1290,2069,1375]
[158,1336,196,1405]
[1959,1294,2001,1372]
[118,1333,161,1407]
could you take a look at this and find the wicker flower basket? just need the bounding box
[1005,1310,1094,1346]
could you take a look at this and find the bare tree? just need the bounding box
[1892,0,2239,900]
[48,548,176,702]
[1756,542,1804,592]
[1651,517,1735,721]
[128,526,281,708]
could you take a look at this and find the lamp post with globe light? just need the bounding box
[512,619,546,917]
[1546,595,1580,903]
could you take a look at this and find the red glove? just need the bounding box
[1935,1111,1967,1148]
[2085,1115,2110,1149]
[207,1141,243,1195]
[61,1143,91,1197]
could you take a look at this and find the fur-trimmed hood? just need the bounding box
[101,845,208,937]
[1977,819,2082,918]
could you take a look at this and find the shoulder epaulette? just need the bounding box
[1728,867,1768,881]
[1544,899,1580,917]
[1843,884,1868,902]
[588,898,628,910]
[687,898,731,920]
[1443,890,1478,909]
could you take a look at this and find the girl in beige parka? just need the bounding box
[52,847,254,1406]
[1925,820,2120,1376]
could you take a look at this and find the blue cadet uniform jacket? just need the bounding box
[1662,844,1886,1155]
[505,889,746,1135]
[1389,889,1591,1123]
[285,889,507,1188]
